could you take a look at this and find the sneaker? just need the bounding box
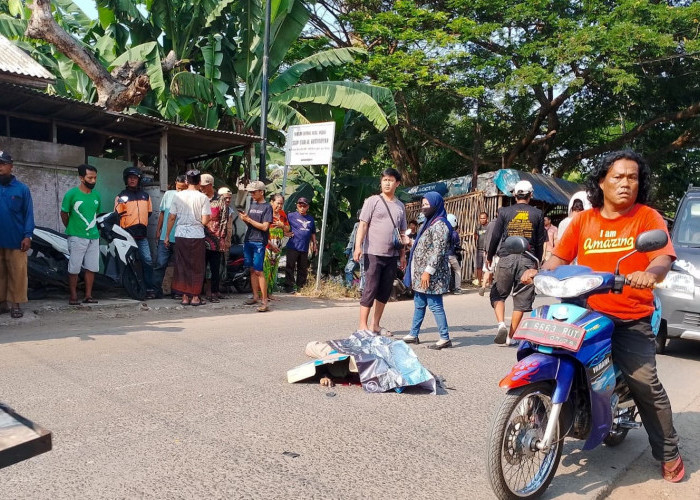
[428,339,453,350]
[505,337,520,347]
[453,289,463,295]
[478,287,485,296]
[402,335,419,344]
[494,323,508,344]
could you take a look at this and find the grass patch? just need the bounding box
[296,274,360,299]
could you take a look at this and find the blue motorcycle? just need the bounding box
[486,229,668,499]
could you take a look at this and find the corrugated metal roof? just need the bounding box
[0,82,261,161]
[0,34,54,82]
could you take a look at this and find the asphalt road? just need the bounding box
[1,292,699,499]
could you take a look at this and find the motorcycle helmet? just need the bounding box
[122,166,142,185]
[447,213,458,228]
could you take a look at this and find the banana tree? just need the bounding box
[170,0,398,150]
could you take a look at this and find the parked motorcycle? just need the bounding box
[28,212,146,300]
[486,229,668,499]
[222,243,251,293]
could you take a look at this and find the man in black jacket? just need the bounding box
[486,180,546,345]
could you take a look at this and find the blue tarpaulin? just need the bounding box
[493,169,582,206]
[406,181,448,198]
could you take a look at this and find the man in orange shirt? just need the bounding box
[521,150,683,483]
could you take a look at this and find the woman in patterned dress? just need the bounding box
[263,194,289,296]
[401,191,453,349]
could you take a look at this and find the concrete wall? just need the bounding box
[0,137,85,231]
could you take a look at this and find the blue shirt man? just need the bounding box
[0,151,35,318]
[284,197,317,292]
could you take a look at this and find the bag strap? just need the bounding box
[378,195,398,230]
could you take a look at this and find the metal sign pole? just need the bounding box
[315,161,333,290]
[281,164,289,195]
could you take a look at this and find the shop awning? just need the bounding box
[494,169,582,206]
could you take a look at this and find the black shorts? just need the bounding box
[360,254,398,307]
[490,254,537,311]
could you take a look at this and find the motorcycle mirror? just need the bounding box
[502,236,529,255]
[614,229,669,276]
[635,229,668,253]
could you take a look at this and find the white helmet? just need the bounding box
[447,213,457,227]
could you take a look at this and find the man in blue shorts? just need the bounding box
[239,180,272,312]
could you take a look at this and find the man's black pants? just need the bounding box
[611,317,679,462]
[285,248,309,291]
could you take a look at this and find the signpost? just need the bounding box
[283,122,336,290]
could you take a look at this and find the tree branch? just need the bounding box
[563,102,700,167]
[26,0,150,111]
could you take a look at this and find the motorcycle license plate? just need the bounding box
[513,318,586,352]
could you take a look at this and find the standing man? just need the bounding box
[0,151,34,319]
[353,168,408,336]
[115,167,156,299]
[543,216,558,262]
[479,211,497,296]
[487,180,545,345]
[154,174,187,298]
[166,170,211,306]
[446,213,462,293]
[284,197,317,293]
[474,211,489,286]
[521,150,683,483]
[240,180,272,312]
[61,164,101,305]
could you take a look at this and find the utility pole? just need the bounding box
[258,0,272,183]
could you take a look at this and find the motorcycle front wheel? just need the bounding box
[122,266,146,301]
[487,383,563,499]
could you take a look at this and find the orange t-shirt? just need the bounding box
[553,204,675,320]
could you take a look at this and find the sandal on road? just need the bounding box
[82,297,98,304]
[257,304,269,312]
[69,299,81,306]
[10,307,23,319]
[373,327,394,337]
[244,298,258,305]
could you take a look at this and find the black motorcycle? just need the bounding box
[27,212,146,300]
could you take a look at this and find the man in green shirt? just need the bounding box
[61,164,101,305]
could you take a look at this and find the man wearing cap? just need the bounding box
[0,151,35,319]
[284,197,317,293]
[239,180,272,312]
[486,180,546,345]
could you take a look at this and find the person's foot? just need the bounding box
[10,307,23,319]
[494,322,508,344]
[428,339,452,350]
[257,304,269,312]
[453,288,463,295]
[505,337,519,347]
[478,287,485,296]
[69,298,81,306]
[82,297,98,304]
[243,298,258,305]
[402,334,419,344]
[662,455,685,482]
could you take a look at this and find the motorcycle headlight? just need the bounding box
[534,274,604,298]
[657,271,695,296]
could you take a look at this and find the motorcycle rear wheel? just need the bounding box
[487,383,563,500]
[122,266,146,301]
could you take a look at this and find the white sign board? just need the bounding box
[285,122,336,166]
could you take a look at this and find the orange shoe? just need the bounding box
[662,455,685,483]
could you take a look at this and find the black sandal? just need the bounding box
[10,308,23,319]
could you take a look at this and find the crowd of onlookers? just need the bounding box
[0,150,320,316]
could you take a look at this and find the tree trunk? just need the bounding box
[25,0,176,111]
[385,124,419,185]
